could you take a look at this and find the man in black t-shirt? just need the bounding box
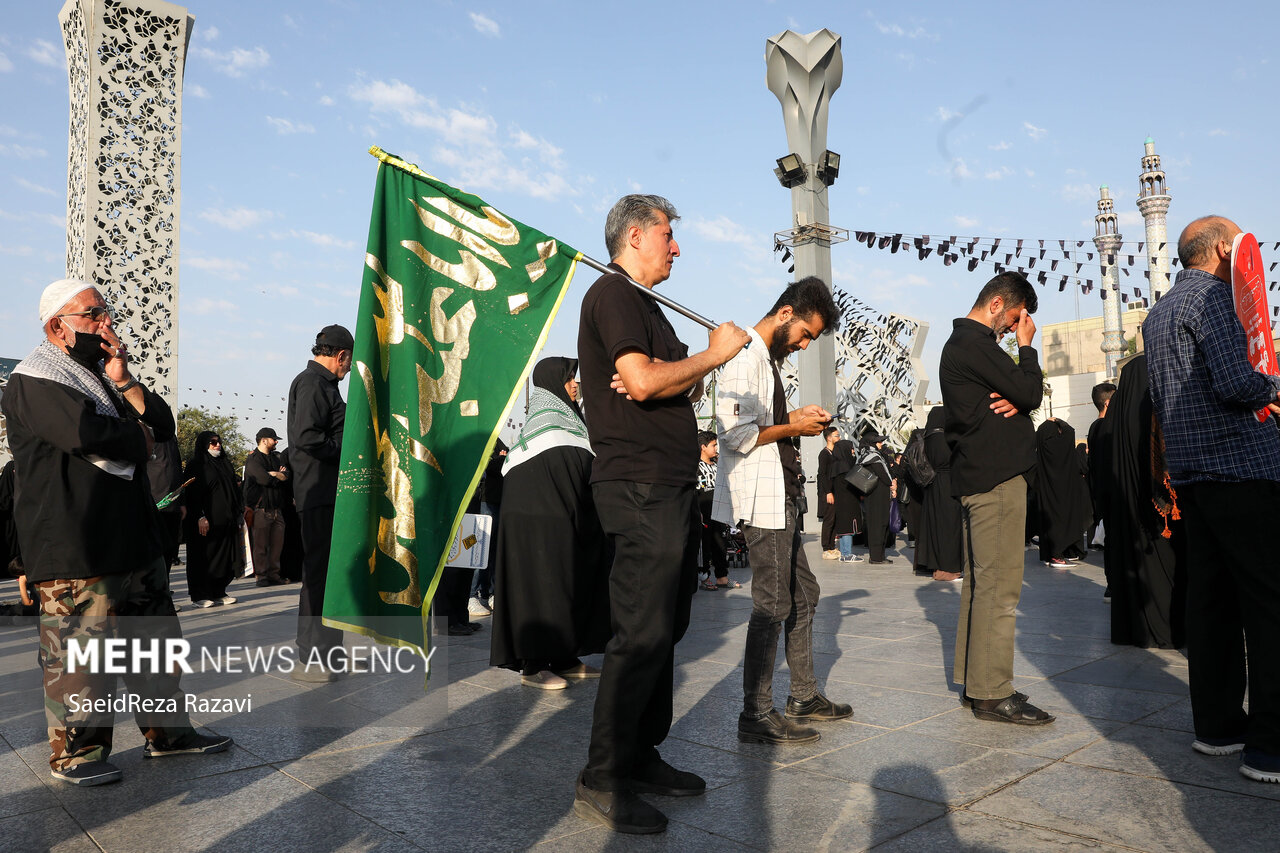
[573,194,748,835]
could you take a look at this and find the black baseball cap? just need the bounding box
[316,324,354,350]
[256,427,280,441]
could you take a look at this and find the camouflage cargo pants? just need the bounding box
[37,558,195,771]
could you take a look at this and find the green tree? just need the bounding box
[176,406,250,469]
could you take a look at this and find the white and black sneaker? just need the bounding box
[144,732,233,758]
[51,760,123,786]
[467,596,491,618]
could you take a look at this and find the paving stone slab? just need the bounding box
[903,707,1121,760]
[796,729,1053,806]
[871,809,1134,852]
[531,820,758,852]
[666,693,880,763]
[971,760,1280,852]
[1032,678,1186,723]
[0,806,103,853]
[1066,722,1280,801]
[657,765,945,851]
[1052,655,1191,695]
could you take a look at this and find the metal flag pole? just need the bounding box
[576,255,718,331]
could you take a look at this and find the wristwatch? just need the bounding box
[114,378,140,393]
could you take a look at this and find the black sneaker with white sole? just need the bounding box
[51,760,123,786]
[144,732,233,758]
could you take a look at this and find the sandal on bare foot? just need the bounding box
[717,580,742,589]
[700,578,719,591]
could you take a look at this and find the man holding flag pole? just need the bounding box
[573,195,749,834]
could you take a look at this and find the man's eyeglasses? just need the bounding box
[56,306,113,322]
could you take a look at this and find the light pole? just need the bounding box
[766,28,844,529]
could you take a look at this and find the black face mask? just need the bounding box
[66,331,108,368]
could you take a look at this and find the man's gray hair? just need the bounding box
[604,194,680,259]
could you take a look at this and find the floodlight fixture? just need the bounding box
[774,153,805,188]
[817,150,840,186]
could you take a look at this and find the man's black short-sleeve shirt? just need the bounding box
[578,266,698,486]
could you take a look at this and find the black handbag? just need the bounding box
[844,465,879,495]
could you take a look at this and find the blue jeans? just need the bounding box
[471,502,497,598]
[838,534,853,560]
[741,498,820,717]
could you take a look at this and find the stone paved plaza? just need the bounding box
[2,535,1278,852]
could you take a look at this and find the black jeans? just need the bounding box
[298,505,343,657]
[820,502,837,551]
[742,498,820,717]
[582,481,699,790]
[1180,481,1280,754]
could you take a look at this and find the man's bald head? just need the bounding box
[1177,215,1241,271]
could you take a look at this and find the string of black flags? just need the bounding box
[787,231,1280,319]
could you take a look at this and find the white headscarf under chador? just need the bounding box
[38,278,96,324]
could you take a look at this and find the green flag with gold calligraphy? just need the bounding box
[322,147,581,659]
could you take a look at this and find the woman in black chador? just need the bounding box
[1034,418,1088,566]
[490,357,612,690]
[1105,353,1186,649]
[181,431,244,607]
[857,433,896,564]
[915,406,964,582]
[828,437,863,562]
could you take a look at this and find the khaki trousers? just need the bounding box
[955,474,1027,700]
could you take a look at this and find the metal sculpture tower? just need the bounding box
[1137,137,1173,304]
[1094,186,1126,381]
[59,0,194,407]
[766,28,843,523]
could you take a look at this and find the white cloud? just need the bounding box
[26,39,60,68]
[953,216,979,228]
[188,296,241,313]
[0,244,33,256]
[185,257,249,280]
[1061,183,1097,203]
[1023,122,1048,141]
[318,95,334,106]
[194,45,270,77]
[0,208,63,228]
[687,215,758,249]
[1208,128,1228,137]
[199,207,275,230]
[15,177,56,197]
[951,158,972,180]
[989,140,1011,151]
[349,77,578,200]
[936,106,960,122]
[202,25,220,41]
[869,15,939,41]
[0,126,17,137]
[186,83,209,98]
[266,116,315,135]
[857,186,870,195]
[276,229,356,250]
[469,13,500,37]
[0,143,47,159]
[984,166,1013,180]
[0,52,13,72]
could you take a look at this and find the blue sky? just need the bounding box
[3,1,1278,439]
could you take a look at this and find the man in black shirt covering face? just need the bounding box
[939,271,1054,727]
[573,194,749,834]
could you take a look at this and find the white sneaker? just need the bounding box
[468,596,491,618]
[194,599,215,608]
[821,549,840,560]
[218,596,237,605]
[488,595,494,610]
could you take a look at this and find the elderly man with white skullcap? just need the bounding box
[1,280,232,787]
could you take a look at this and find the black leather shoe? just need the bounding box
[738,709,821,744]
[573,772,667,834]
[785,693,853,721]
[971,694,1055,725]
[960,690,1026,708]
[628,757,706,797]
[447,623,475,636]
